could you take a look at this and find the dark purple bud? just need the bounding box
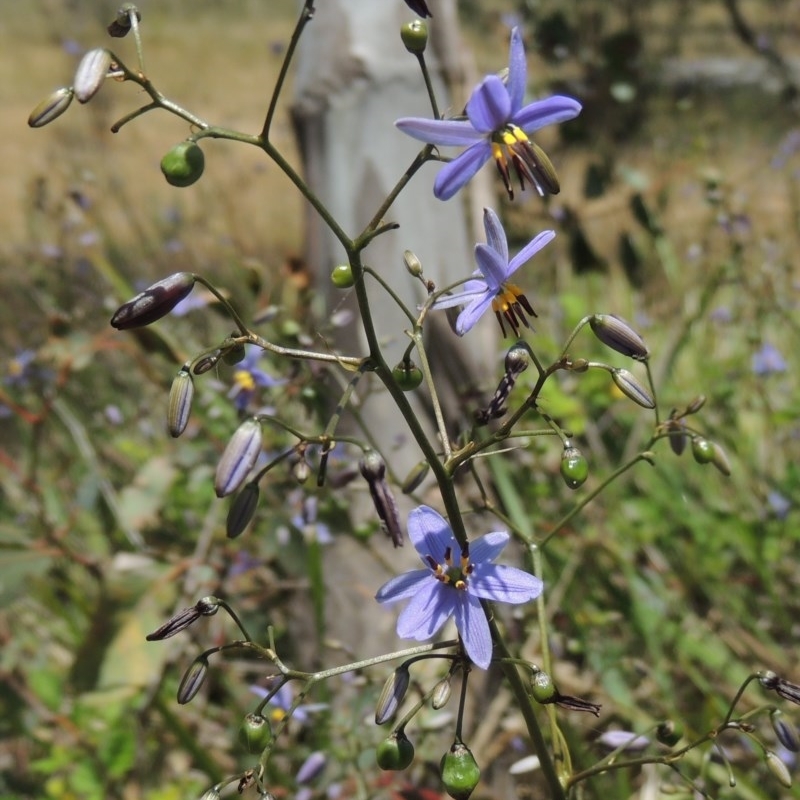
[108,3,141,37]
[110,272,196,330]
[590,314,649,360]
[193,353,220,375]
[760,671,800,705]
[226,482,260,539]
[177,656,209,704]
[145,596,220,640]
[666,415,687,456]
[359,451,403,547]
[215,418,263,497]
[167,368,194,437]
[375,665,410,724]
[402,0,432,17]
[771,710,800,752]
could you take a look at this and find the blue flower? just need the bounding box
[752,343,787,376]
[432,207,555,337]
[228,346,284,411]
[375,506,543,669]
[250,681,328,725]
[396,27,581,200]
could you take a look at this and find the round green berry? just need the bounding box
[160,141,205,187]
[392,361,423,391]
[331,264,355,288]
[376,732,415,771]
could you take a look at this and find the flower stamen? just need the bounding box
[493,126,561,200]
[491,282,537,337]
[426,545,471,590]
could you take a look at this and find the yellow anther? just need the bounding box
[234,370,256,392]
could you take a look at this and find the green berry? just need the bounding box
[401,20,428,53]
[392,361,423,391]
[376,732,415,771]
[160,141,205,187]
[560,446,588,489]
[238,713,272,753]
[691,436,714,465]
[331,264,355,288]
[441,742,480,800]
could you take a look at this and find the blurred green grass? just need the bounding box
[1,2,799,799]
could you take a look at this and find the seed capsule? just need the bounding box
[441,741,481,800]
[28,87,74,128]
[529,669,557,704]
[691,436,714,465]
[376,731,415,771]
[110,272,196,330]
[214,418,263,497]
[611,368,655,409]
[167,368,194,437]
[238,713,273,753]
[392,360,423,391]
[226,482,260,539]
[590,314,649,360]
[161,142,205,188]
[74,48,112,103]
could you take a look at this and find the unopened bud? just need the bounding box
[441,741,481,800]
[402,460,430,494]
[110,272,196,330]
[214,418,263,497]
[74,48,112,103]
[504,344,530,375]
[402,0,432,18]
[292,458,310,484]
[401,20,429,53]
[770,710,800,752]
[145,596,220,641]
[28,87,74,128]
[686,395,706,415]
[375,666,410,724]
[765,750,792,789]
[177,656,209,704]
[167,368,194,437]
[590,314,649,360]
[226,482,260,539]
[528,140,560,195]
[431,675,453,710]
[360,451,403,547]
[666,416,687,456]
[403,249,424,277]
[296,751,327,784]
[611,368,655,409]
[193,353,220,375]
[710,442,731,476]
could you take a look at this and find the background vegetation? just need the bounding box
[1,1,798,798]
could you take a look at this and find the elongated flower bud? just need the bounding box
[710,441,731,476]
[402,461,430,494]
[359,451,403,547]
[612,368,655,409]
[74,48,112,103]
[765,750,792,789]
[177,656,209,704]
[145,595,220,641]
[403,249,423,277]
[770,710,800,752]
[215,418,262,497]
[431,675,452,710]
[110,272,196,330]
[226,482,260,539]
[28,87,74,128]
[402,0,432,18]
[375,665,410,724]
[167,368,194,437]
[666,415,687,456]
[590,314,649,360]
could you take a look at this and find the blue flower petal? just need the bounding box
[455,291,495,335]
[506,230,556,276]
[474,243,509,290]
[433,142,492,200]
[408,506,454,563]
[471,563,543,603]
[454,592,493,668]
[431,282,487,311]
[466,76,512,133]
[483,208,509,265]
[397,582,456,639]
[506,27,527,114]
[395,117,484,147]
[469,530,510,564]
[376,568,431,604]
[512,95,582,132]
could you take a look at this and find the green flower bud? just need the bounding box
[376,731,415,771]
[765,750,792,789]
[611,368,655,409]
[238,713,273,753]
[401,20,429,54]
[655,720,683,746]
[167,368,194,437]
[28,87,74,128]
[403,250,423,277]
[529,669,557,704]
[161,141,205,187]
[375,666,410,725]
[691,436,714,465]
[177,656,209,704]
[392,360,423,391]
[110,272,196,329]
[441,741,481,800]
[214,418,263,497]
[401,460,430,494]
[330,264,355,288]
[226,482,260,539]
[589,314,649,360]
[560,444,588,490]
[74,48,112,103]
[710,441,731,476]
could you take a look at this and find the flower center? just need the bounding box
[491,282,537,338]
[234,369,256,392]
[491,125,560,200]
[426,545,473,591]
